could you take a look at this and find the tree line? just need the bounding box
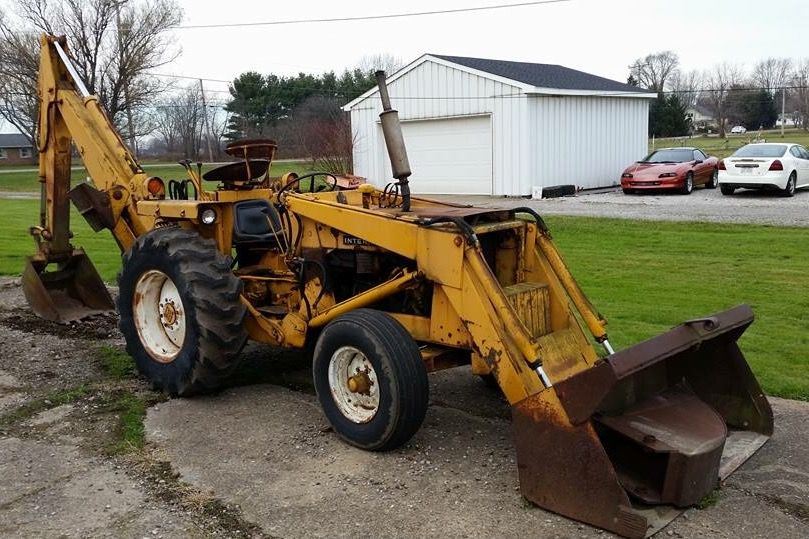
[629,51,806,138]
[222,55,399,169]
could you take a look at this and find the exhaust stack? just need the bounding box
[375,70,412,211]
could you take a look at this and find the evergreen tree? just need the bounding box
[649,93,692,137]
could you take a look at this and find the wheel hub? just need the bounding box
[133,270,186,364]
[161,300,179,327]
[328,346,379,423]
[347,370,372,395]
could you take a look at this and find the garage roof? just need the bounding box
[432,54,654,95]
[343,53,655,110]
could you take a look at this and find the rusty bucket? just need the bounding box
[22,249,115,323]
[513,305,773,538]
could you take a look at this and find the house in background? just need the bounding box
[0,133,36,166]
[686,104,716,131]
[344,54,655,196]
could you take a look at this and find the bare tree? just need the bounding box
[0,14,38,142]
[152,84,204,159]
[629,51,679,92]
[294,95,354,174]
[667,69,702,109]
[702,62,745,138]
[0,0,182,145]
[357,53,403,75]
[752,57,793,93]
[792,59,809,131]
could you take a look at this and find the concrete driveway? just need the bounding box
[146,349,809,539]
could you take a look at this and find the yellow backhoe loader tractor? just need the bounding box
[23,35,773,538]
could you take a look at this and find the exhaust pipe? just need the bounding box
[375,71,412,211]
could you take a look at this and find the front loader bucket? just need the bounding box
[22,249,115,323]
[513,305,772,538]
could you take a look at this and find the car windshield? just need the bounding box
[732,144,787,158]
[639,149,694,163]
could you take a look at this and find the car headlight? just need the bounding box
[621,173,633,178]
[658,172,677,178]
[200,207,217,225]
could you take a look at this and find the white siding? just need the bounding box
[349,59,527,196]
[532,96,649,190]
[348,58,650,196]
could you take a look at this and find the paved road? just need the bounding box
[432,186,809,226]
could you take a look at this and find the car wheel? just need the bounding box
[622,188,634,195]
[707,169,719,189]
[681,173,694,195]
[720,185,735,196]
[783,172,797,197]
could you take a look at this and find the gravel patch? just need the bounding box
[433,186,809,226]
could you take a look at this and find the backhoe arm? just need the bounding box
[23,34,156,321]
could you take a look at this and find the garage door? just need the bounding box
[379,115,492,195]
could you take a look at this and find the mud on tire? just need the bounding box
[117,228,247,396]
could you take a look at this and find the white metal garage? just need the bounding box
[344,54,655,196]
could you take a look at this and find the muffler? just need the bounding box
[22,249,114,323]
[512,305,772,538]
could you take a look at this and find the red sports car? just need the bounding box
[620,147,719,195]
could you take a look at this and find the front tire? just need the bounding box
[681,173,694,195]
[117,228,247,396]
[783,172,797,197]
[313,309,429,451]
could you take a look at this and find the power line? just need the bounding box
[172,0,571,30]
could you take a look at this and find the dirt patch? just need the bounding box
[0,280,273,537]
[0,311,120,341]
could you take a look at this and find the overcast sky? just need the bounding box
[3,0,809,132]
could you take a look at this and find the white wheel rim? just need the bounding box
[133,270,186,363]
[327,346,379,424]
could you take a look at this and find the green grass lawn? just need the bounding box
[0,201,805,400]
[651,127,809,159]
[0,160,309,193]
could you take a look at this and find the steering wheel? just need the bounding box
[276,172,339,203]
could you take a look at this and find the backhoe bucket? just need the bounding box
[513,305,772,538]
[22,249,114,323]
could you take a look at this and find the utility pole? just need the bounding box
[781,87,786,138]
[199,79,215,163]
[116,5,137,157]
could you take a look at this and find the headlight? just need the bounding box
[621,173,633,178]
[200,207,217,225]
[658,172,677,178]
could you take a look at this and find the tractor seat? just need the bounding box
[232,199,284,248]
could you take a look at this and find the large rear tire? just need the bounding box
[720,184,735,196]
[117,228,247,396]
[313,309,429,451]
